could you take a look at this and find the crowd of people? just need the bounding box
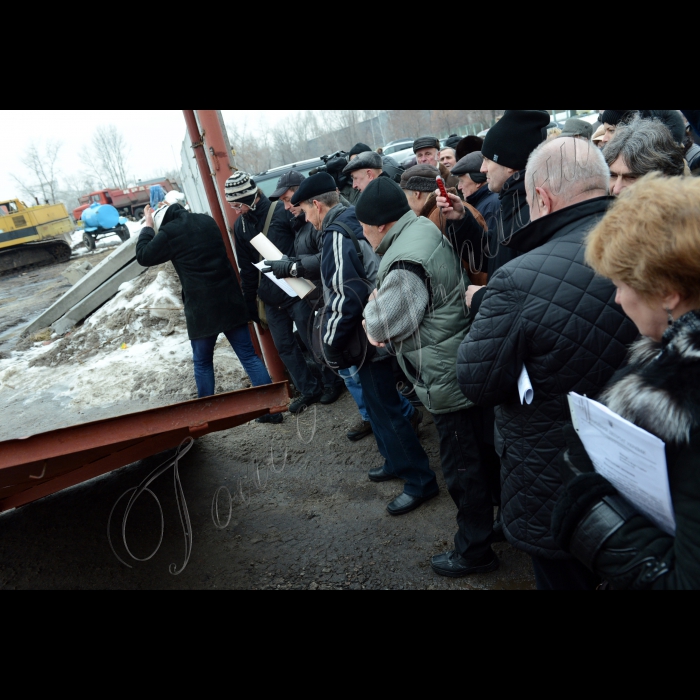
[135,109,700,590]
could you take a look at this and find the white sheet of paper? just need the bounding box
[568,392,676,536]
[253,262,298,298]
[250,233,316,300]
[518,366,534,405]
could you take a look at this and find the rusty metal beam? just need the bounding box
[193,109,289,387]
[0,381,289,513]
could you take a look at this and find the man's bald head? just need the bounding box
[526,137,610,220]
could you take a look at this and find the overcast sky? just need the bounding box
[0,110,301,201]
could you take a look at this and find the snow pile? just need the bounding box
[0,261,248,412]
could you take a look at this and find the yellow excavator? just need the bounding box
[0,199,74,275]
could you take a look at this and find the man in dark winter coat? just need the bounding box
[135,203,273,402]
[227,171,329,414]
[457,138,640,590]
[436,110,551,317]
[293,174,435,515]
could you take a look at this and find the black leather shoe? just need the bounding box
[347,419,373,442]
[386,490,438,516]
[320,384,344,405]
[289,393,323,414]
[431,550,500,578]
[368,467,399,483]
[255,413,283,424]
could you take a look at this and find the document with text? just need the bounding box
[568,392,676,536]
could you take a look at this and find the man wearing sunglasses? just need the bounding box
[228,171,331,415]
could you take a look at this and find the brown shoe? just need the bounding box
[347,419,373,442]
[409,408,424,437]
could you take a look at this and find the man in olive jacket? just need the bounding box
[136,203,272,401]
[360,178,500,578]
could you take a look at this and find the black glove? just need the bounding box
[245,297,261,325]
[322,343,344,371]
[558,423,595,485]
[262,256,303,279]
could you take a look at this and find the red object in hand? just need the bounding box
[436,176,449,200]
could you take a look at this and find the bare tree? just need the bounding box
[81,125,130,189]
[10,140,63,204]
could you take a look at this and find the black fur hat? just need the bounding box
[456,135,484,161]
[639,110,687,145]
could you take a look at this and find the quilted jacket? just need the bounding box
[457,196,639,559]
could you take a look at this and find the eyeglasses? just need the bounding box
[230,202,248,211]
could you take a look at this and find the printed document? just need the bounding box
[518,366,534,405]
[568,392,676,536]
[250,233,316,299]
[253,261,298,297]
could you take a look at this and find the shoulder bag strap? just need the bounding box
[257,200,279,285]
[331,221,364,265]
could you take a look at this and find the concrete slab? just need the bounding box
[62,260,93,286]
[51,260,146,335]
[26,235,140,334]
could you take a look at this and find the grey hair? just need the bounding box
[439,147,457,157]
[526,137,609,203]
[604,115,686,177]
[304,191,339,208]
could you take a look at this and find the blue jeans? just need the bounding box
[191,325,271,398]
[340,366,414,422]
[358,360,437,499]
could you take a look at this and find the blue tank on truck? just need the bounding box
[82,203,127,232]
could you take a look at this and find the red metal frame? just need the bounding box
[184,109,288,386]
[0,382,289,513]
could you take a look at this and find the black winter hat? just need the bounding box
[639,109,687,145]
[355,177,411,226]
[349,142,372,157]
[451,152,487,183]
[601,110,637,127]
[455,135,483,161]
[290,172,337,206]
[342,151,383,173]
[482,110,551,171]
[413,136,441,153]
[444,135,462,149]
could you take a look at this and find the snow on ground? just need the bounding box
[0,260,248,417]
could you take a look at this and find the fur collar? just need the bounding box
[601,311,700,445]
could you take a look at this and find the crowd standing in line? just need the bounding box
[136,109,700,589]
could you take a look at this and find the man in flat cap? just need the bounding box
[342,151,386,194]
[413,136,441,167]
[559,118,594,141]
[451,152,500,233]
[291,174,431,511]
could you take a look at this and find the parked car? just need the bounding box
[252,158,326,198]
[382,139,413,156]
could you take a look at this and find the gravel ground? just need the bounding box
[0,391,536,590]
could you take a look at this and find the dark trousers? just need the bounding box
[359,360,438,499]
[531,556,601,591]
[265,300,324,397]
[432,408,496,563]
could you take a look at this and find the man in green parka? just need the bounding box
[358,178,500,578]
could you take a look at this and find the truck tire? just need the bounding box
[117,226,131,243]
[83,232,96,252]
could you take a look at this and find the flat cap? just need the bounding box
[400,164,439,192]
[343,151,383,174]
[290,172,337,206]
[451,152,487,183]
[560,118,594,140]
[413,136,441,153]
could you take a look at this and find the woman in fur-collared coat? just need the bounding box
[552,174,700,590]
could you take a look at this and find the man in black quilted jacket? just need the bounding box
[457,138,639,590]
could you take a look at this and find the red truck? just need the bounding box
[72,177,180,222]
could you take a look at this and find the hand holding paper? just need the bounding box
[250,233,315,299]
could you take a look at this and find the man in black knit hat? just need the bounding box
[600,110,637,146]
[436,109,550,316]
[348,143,372,161]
